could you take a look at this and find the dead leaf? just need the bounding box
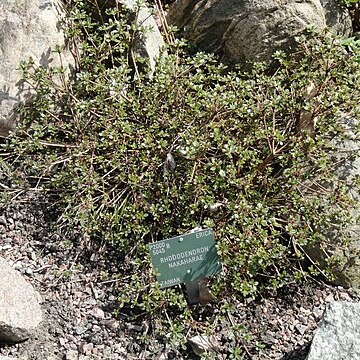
[188,334,220,356]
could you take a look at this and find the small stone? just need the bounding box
[0,216,6,226]
[75,326,87,335]
[313,306,324,320]
[108,295,116,301]
[79,342,94,354]
[89,307,105,320]
[0,257,42,342]
[103,319,119,331]
[85,298,97,307]
[128,324,143,332]
[188,334,219,356]
[295,324,307,335]
[92,325,101,332]
[73,291,84,299]
[90,253,98,262]
[89,333,104,345]
[156,354,167,360]
[65,350,79,360]
[24,267,33,276]
[66,334,78,343]
[299,306,311,315]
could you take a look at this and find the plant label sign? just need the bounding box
[149,229,222,288]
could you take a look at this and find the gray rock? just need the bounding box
[167,0,352,64]
[65,349,79,360]
[305,115,360,289]
[0,0,74,136]
[0,257,42,342]
[320,0,353,35]
[307,301,360,360]
[0,216,6,226]
[89,307,105,320]
[79,342,94,354]
[120,0,165,78]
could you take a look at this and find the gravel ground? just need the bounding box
[0,191,359,359]
[0,192,135,359]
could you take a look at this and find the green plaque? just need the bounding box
[149,229,222,288]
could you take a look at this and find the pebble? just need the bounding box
[74,326,87,335]
[313,306,324,320]
[295,324,307,335]
[24,267,33,276]
[89,333,104,345]
[90,253,98,262]
[0,216,6,225]
[103,319,119,331]
[66,334,78,344]
[79,342,94,354]
[1,244,12,250]
[89,307,105,319]
[127,324,143,332]
[65,350,79,360]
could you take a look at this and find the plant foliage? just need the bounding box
[1,0,360,357]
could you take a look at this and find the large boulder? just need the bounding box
[0,0,74,136]
[330,116,360,283]
[306,301,360,360]
[320,0,354,35]
[0,257,42,343]
[304,115,360,289]
[120,0,165,78]
[167,0,352,64]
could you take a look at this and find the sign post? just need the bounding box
[148,228,222,303]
